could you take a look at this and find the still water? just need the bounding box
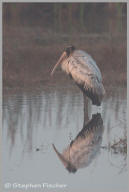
[3,78,127,192]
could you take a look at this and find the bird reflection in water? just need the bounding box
[52,112,104,173]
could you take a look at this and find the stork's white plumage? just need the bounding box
[51,46,105,106]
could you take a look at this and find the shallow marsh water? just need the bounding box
[2,76,127,192]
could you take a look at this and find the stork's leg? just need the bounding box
[83,93,89,126]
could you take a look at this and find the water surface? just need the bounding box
[2,79,127,192]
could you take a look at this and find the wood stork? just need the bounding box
[51,46,105,107]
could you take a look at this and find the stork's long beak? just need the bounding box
[52,144,77,173]
[51,51,67,76]
[52,144,69,168]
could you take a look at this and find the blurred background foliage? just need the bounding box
[2,3,127,88]
[3,3,127,34]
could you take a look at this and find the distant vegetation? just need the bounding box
[3,3,127,88]
[3,3,126,34]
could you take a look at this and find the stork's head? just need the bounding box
[65,45,76,57]
[51,46,75,76]
[52,144,77,173]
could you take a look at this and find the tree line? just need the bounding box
[3,3,126,33]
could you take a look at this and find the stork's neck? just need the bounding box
[61,57,71,75]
